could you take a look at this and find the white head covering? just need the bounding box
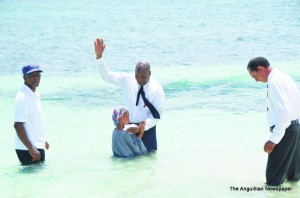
[112,106,128,126]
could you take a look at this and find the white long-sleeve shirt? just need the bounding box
[267,68,300,144]
[97,58,165,131]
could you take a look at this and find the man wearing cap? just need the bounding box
[247,57,300,186]
[94,38,165,152]
[14,64,49,165]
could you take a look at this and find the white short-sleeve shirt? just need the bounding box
[14,84,46,150]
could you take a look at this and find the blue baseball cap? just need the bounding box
[22,64,43,75]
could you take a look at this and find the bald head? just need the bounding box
[135,61,151,86]
[135,61,150,72]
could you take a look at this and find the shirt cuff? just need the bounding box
[269,129,285,144]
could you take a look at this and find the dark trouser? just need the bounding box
[266,123,300,186]
[16,149,45,166]
[140,126,157,152]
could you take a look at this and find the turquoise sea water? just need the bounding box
[1,0,300,197]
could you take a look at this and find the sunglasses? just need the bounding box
[26,73,41,78]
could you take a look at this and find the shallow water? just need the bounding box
[1,0,300,197]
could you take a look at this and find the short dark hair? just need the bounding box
[247,57,270,71]
[135,61,150,73]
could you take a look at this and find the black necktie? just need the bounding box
[136,86,160,119]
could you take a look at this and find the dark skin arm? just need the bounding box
[126,125,140,134]
[138,122,145,139]
[14,122,41,161]
[94,38,106,59]
[126,121,146,139]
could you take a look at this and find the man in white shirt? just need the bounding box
[14,65,49,165]
[247,57,300,186]
[94,38,165,152]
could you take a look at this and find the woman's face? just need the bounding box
[120,111,130,125]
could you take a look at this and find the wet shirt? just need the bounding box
[112,129,148,158]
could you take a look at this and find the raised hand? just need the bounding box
[94,38,106,59]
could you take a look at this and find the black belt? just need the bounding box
[291,119,299,125]
[270,119,299,132]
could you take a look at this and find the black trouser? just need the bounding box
[15,149,45,165]
[266,122,300,186]
[141,126,157,152]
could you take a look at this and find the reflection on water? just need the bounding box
[18,162,46,174]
